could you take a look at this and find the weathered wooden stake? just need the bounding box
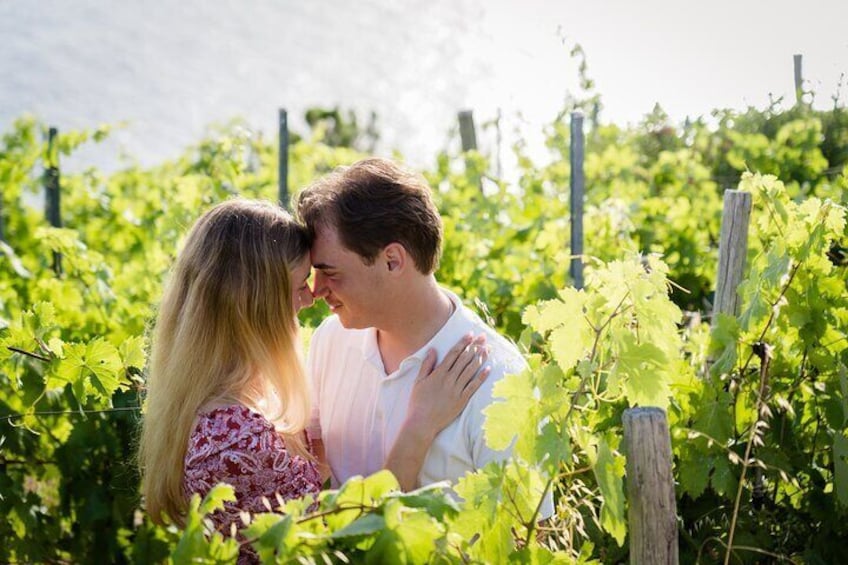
[793,54,803,105]
[623,407,679,565]
[711,190,752,325]
[278,108,289,209]
[458,110,483,193]
[44,126,62,275]
[570,111,585,289]
[458,110,478,152]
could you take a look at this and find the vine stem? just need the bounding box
[7,346,51,362]
[295,502,368,525]
[703,535,798,564]
[521,476,554,545]
[558,464,593,478]
[736,261,800,379]
[238,501,375,551]
[724,344,771,565]
[729,260,799,439]
[540,292,629,551]
[566,292,630,425]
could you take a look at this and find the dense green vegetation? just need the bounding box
[1,90,846,563]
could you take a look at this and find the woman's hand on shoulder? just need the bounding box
[406,333,490,439]
[384,333,490,490]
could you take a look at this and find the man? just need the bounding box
[297,158,551,516]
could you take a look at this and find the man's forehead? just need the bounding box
[312,222,340,243]
[310,224,344,267]
[311,224,340,251]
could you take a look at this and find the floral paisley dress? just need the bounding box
[183,404,321,563]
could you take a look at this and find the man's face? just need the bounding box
[310,224,385,329]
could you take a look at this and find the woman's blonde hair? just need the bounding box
[139,198,311,526]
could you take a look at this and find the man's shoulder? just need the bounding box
[456,306,527,376]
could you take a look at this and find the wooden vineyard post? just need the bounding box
[278,108,289,209]
[623,407,679,565]
[457,110,482,193]
[794,54,803,105]
[458,110,478,152]
[570,111,585,289]
[711,190,752,325]
[44,126,63,275]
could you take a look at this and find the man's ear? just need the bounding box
[383,243,407,273]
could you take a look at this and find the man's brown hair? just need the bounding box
[296,158,443,274]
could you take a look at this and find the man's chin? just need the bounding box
[335,313,368,330]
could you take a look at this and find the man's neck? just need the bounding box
[376,279,454,374]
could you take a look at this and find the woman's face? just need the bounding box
[291,254,314,313]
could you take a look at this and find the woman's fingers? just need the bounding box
[416,348,438,381]
[437,333,474,373]
[462,365,491,400]
[449,336,488,385]
[406,334,491,435]
[415,333,488,399]
[455,345,488,391]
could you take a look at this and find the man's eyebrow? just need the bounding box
[313,262,335,271]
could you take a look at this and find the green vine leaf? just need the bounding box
[591,438,626,546]
[484,368,538,455]
[366,499,443,564]
[52,338,124,404]
[614,334,671,409]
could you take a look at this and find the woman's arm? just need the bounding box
[383,333,490,491]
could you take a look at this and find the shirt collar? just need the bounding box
[361,327,383,368]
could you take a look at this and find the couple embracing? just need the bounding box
[139,158,552,558]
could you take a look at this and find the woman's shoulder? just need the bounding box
[184,402,321,507]
[196,403,271,433]
[185,404,272,461]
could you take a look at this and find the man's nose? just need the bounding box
[312,271,330,298]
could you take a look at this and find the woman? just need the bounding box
[138,199,488,542]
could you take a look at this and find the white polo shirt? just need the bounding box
[306,289,553,517]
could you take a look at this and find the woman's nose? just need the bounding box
[301,287,315,308]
